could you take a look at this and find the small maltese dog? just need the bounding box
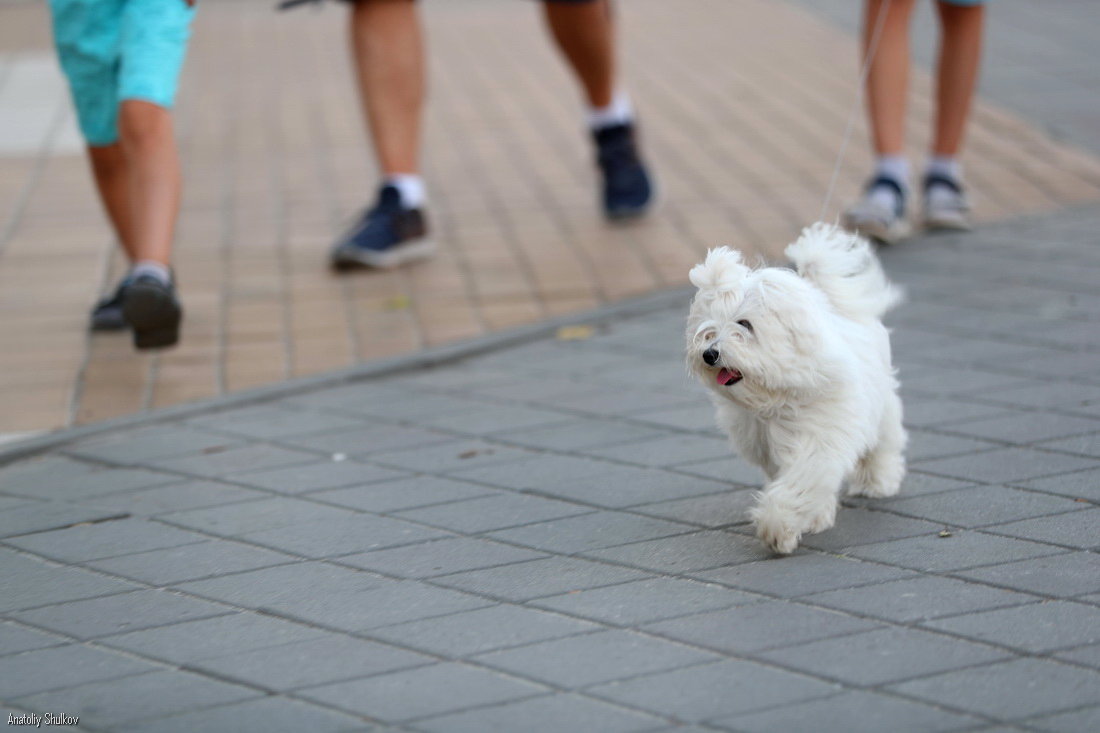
[686,223,907,554]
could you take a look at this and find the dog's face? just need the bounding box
[686,247,835,406]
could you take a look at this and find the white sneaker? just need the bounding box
[922,174,972,231]
[842,177,910,244]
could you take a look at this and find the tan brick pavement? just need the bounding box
[2,0,1100,437]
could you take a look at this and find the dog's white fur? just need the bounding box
[686,223,907,554]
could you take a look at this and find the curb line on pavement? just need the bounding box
[0,285,694,467]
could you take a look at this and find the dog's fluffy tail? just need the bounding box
[784,222,903,321]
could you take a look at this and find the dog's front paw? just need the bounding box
[750,498,801,555]
[804,503,837,535]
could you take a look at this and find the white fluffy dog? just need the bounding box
[685,223,907,554]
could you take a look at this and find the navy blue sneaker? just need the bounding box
[594,123,653,220]
[121,274,182,350]
[330,185,435,270]
[90,276,132,331]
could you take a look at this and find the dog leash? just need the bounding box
[819,0,892,221]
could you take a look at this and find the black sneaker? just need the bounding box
[121,274,182,350]
[90,276,132,331]
[594,123,653,220]
[330,185,436,270]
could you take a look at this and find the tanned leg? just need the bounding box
[87,143,136,260]
[542,0,615,108]
[117,100,180,266]
[931,0,984,156]
[349,0,424,176]
[863,0,917,156]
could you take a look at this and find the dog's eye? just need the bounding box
[737,319,753,333]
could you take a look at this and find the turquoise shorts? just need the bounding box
[48,0,196,146]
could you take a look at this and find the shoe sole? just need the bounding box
[923,213,972,232]
[122,283,182,349]
[331,238,438,270]
[843,215,911,245]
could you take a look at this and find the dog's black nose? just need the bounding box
[702,347,720,366]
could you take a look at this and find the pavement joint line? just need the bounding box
[0,285,695,467]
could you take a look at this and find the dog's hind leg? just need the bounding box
[849,393,907,498]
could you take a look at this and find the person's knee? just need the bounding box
[118,100,173,153]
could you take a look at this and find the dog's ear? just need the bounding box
[689,247,749,296]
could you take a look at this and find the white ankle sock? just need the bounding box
[587,89,634,131]
[925,155,962,183]
[130,260,171,285]
[385,174,426,209]
[874,155,910,188]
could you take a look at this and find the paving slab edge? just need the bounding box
[0,285,695,466]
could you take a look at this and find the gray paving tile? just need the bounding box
[0,455,104,496]
[239,514,447,558]
[975,382,1100,412]
[487,512,690,554]
[115,696,368,733]
[985,509,1100,549]
[915,448,1097,485]
[901,398,1008,429]
[415,693,664,733]
[10,466,181,501]
[532,576,757,625]
[189,407,367,441]
[947,413,1100,446]
[846,531,1064,573]
[100,612,327,664]
[883,485,1088,528]
[475,629,718,689]
[528,464,739,509]
[149,444,318,478]
[313,475,498,514]
[397,493,592,534]
[76,479,266,517]
[175,561,389,608]
[587,659,839,722]
[885,471,976,498]
[889,658,1100,720]
[431,557,651,601]
[421,404,572,435]
[644,600,877,655]
[5,519,206,562]
[1017,467,1100,502]
[0,644,156,698]
[630,489,756,527]
[954,552,1100,598]
[801,509,946,552]
[1054,643,1100,671]
[585,530,773,573]
[804,575,1036,623]
[713,690,981,733]
[368,439,535,474]
[66,426,244,464]
[162,497,356,536]
[0,622,66,657]
[1030,705,1100,733]
[0,501,129,540]
[0,549,139,613]
[923,601,1100,653]
[502,419,669,452]
[371,605,600,657]
[694,553,912,598]
[87,539,293,585]
[1037,432,1100,459]
[299,662,546,723]
[585,434,733,468]
[335,537,546,579]
[759,626,1009,687]
[232,459,406,494]
[189,635,433,691]
[906,430,1003,462]
[14,670,261,730]
[447,454,624,490]
[10,590,230,640]
[287,424,456,458]
[666,455,765,485]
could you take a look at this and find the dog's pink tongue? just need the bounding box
[716,368,740,386]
